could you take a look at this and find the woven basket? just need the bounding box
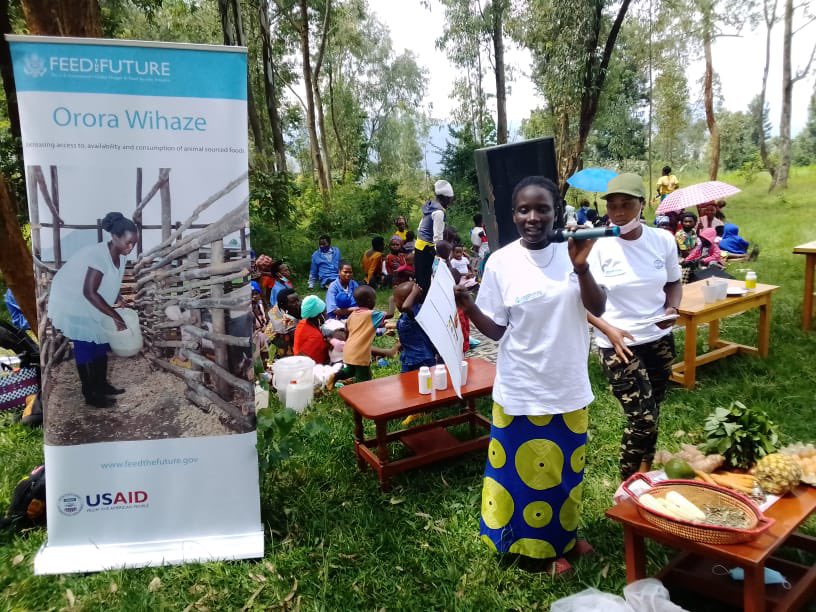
[622,473,774,545]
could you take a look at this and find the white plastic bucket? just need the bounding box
[285,380,313,413]
[104,308,143,357]
[271,356,315,403]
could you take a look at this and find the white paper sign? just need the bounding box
[416,261,464,397]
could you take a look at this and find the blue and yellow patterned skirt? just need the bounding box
[480,402,588,559]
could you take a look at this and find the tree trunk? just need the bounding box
[328,63,349,178]
[0,173,37,329]
[312,0,332,190]
[218,0,265,159]
[259,0,288,174]
[492,0,508,145]
[774,0,793,189]
[759,0,777,181]
[0,1,24,216]
[1,0,103,336]
[562,0,631,195]
[703,27,720,180]
[21,0,102,37]
[298,0,330,196]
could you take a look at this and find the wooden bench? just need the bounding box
[337,357,494,490]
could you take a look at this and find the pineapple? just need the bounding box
[754,453,803,495]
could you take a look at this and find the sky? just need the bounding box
[368,0,816,141]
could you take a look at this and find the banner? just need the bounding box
[416,262,464,396]
[8,36,263,574]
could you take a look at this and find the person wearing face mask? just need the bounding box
[308,234,342,290]
[585,173,683,481]
[47,212,139,408]
[455,176,605,573]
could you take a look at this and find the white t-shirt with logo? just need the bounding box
[586,226,682,349]
[475,239,594,415]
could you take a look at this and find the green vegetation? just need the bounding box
[1,168,815,610]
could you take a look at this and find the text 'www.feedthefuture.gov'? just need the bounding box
[99,456,199,469]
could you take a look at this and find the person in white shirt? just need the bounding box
[456,176,605,571]
[414,180,454,294]
[469,213,490,278]
[586,173,682,481]
[449,245,472,278]
[48,212,138,408]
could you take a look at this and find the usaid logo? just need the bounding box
[86,490,148,507]
[22,53,47,78]
[57,493,83,516]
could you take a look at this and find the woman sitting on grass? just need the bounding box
[293,295,329,365]
[326,262,359,320]
[455,176,605,573]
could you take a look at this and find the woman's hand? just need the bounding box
[112,312,127,332]
[567,237,596,268]
[606,325,635,363]
[454,284,475,313]
[655,306,679,329]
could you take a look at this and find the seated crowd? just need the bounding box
[253,214,489,389]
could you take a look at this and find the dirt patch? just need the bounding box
[45,354,244,445]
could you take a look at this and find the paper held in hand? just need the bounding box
[415,261,464,398]
[639,313,679,326]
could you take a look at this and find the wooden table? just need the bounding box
[670,279,779,389]
[337,357,494,490]
[793,241,816,331]
[606,486,816,612]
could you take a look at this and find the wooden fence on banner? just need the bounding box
[27,165,254,429]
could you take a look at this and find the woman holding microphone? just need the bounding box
[457,176,605,572]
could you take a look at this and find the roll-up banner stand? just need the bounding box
[8,35,263,574]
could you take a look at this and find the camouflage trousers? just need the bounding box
[599,334,676,480]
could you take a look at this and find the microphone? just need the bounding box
[547,226,621,242]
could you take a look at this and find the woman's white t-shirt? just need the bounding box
[475,239,594,415]
[48,240,126,343]
[586,226,681,349]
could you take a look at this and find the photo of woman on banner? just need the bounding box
[48,212,138,408]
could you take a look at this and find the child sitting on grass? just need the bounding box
[393,281,438,373]
[683,227,723,269]
[394,280,439,426]
[321,319,347,365]
[384,236,407,286]
[329,285,398,387]
[450,244,474,280]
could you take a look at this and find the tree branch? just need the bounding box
[792,41,816,82]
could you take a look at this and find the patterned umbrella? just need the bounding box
[656,181,741,214]
[566,167,618,193]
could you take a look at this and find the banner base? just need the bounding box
[34,531,264,575]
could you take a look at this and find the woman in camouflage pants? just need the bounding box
[585,173,683,480]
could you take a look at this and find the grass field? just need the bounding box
[1,168,815,610]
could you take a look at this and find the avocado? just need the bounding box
[664,458,695,479]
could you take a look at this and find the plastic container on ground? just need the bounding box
[271,356,315,403]
[285,379,313,413]
[103,308,143,357]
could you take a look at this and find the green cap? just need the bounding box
[301,295,326,319]
[602,173,644,200]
